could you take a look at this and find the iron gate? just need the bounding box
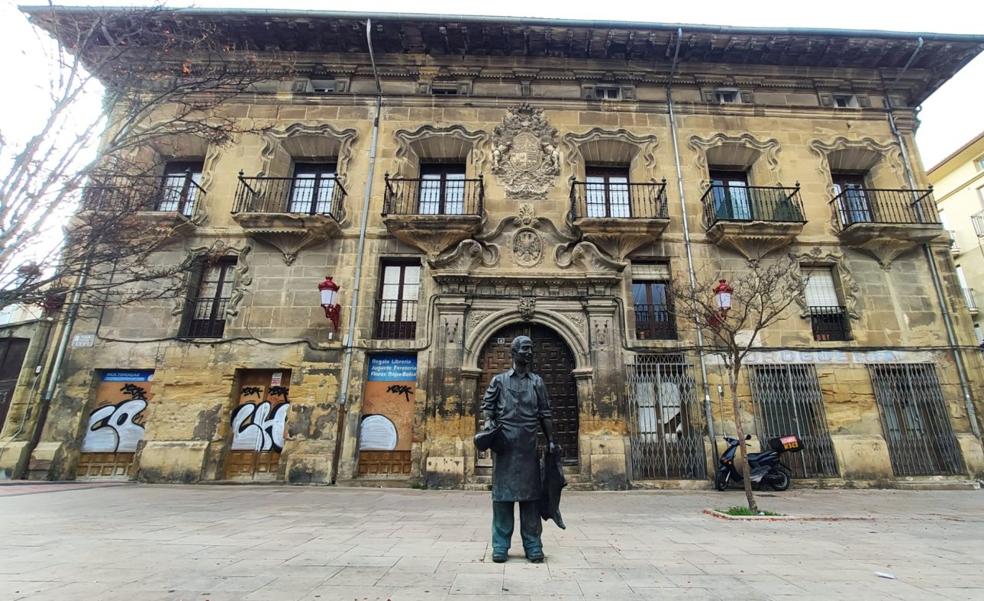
[749,365,838,478]
[868,364,963,476]
[626,356,706,479]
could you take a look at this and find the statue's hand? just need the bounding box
[483,419,496,431]
[548,441,563,456]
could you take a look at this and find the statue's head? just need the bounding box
[510,335,534,367]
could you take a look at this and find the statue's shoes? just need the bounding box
[526,552,544,563]
[492,552,508,563]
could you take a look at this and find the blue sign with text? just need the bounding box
[367,355,417,382]
[102,370,154,382]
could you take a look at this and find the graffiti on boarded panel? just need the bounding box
[81,371,153,453]
[230,372,289,453]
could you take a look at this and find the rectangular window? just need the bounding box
[973,210,984,237]
[585,166,631,218]
[709,169,751,220]
[289,163,336,214]
[182,258,236,338]
[975,155,984,171]
[430,85,459,96]
[375,261,420,340]
[631,263,675,340]
[833,94,859,108]
[418,164,466,215]
[594,85,622,100]
[715,89,740,104]
[803,266,848,341]
[157,160,203,215]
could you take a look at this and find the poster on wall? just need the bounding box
[230,370,290,453]
[359,355,417,451]
[80,370,154,453]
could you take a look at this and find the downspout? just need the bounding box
[332,18,384,482]
[885,37,980,437]
[665,28,718,457]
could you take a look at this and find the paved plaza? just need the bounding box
[1,482,982,601]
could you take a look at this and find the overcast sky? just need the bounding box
[1,0,982,169]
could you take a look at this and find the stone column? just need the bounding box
[583,297,629,489]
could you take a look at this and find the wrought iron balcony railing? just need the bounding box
[234,173,346,219]
[374,299,418,340]
[569,179,669,220]
[809,306,850,342]
[383,175,484,217]
[700,183,805,227]
[830,187,939,228]
[634,304,677,340]
[82,175,204,217]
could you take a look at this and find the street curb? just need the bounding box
[703,508,875,522]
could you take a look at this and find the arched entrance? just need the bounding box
[476,323,579,465]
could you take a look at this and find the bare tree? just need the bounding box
[1,5,290,313]
[672,256,807,512]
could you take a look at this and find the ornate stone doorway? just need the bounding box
[475,323,579,466]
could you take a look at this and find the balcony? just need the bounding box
[830,187,943,266]
[809,306,850,342]
[79,175,203,236]
[700,183,806,259]
[232,173,347,264]
[948,229,960,255]
[973,212,984,237]
[633,304,677,340]
[963,288,979,316]
[374,299,418,340]
[569,179,670,259]
[382,175,484,256]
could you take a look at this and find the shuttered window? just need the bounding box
[803,267,839,307]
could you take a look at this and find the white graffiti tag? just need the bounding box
[231,402,289,452]
[80,399,148,453]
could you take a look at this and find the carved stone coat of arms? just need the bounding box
[491,105,560,200]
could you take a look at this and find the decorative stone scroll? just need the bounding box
[491,104,560,199]
[688,132,782,189]
[393,124,490,177]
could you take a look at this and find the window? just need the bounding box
[430,84,459,96]
[594,86,622,100]
[157,161,203,215]
[709,169,751,220]
[803,266,849,341]
[832,172,872,224]
[418,164,466,215]
[375,261,420,339]
[715,89,740,104]
[309,79,337,93]
[182,258,236,338]
[832,94,859,108]
[585,166,630,218]
[973,211,984,237]
[631,263,675,340]
[974,155,984,171]
[289,163,336,214]
[974,324,983,345]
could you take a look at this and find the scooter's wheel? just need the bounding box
[714,470,730,491]
[770,466,792,491]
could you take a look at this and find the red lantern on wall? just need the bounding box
[318,276,341,330]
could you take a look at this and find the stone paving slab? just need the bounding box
[0,483,982,600]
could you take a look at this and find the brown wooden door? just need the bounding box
[0,338,29,433]
[476,324,579,465]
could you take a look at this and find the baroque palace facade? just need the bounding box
[2,7,983,488]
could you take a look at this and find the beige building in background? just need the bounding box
[930,131,984,345]
[1,7,983,489]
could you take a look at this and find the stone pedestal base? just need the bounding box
[830,435,893,481]
[136,441,208,483]
[586,435,629,490]
[0,441,32,479]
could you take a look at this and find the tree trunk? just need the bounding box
[727,366,758,512]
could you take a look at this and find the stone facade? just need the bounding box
[3,9,984,488]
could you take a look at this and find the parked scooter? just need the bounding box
[714,434,802,492]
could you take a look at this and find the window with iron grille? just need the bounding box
[158,160,204,216]
[868,364,963,476]
[181,257,236,338]
[631,263,675,340]
[803,266,850,341]
[375,261,420,340]
[749,364,838,478]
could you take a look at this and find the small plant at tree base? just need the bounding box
[719,506,783,517]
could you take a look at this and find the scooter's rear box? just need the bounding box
[768,435,803,453]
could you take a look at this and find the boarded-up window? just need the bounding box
[77,370,154,478]
[224,369,291,480]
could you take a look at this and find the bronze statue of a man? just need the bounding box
[480,335,558,563]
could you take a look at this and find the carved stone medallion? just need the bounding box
[512,228,544,267]
[518,297,536,321]
[491,104,560,199]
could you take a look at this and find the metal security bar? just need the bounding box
[82,175,204,216]
[626,356,705,480]
[633,304,677,340]
[569,179,668,219]
[809,306,850,341]
[374,299,418,340]
[383,175,484,216]
[700,183,805,226]
[234,174,347,219]
[749,365,838,478]
[830,187,939,228]
[868,364,963,476]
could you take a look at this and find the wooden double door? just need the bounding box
[476,324,579,465]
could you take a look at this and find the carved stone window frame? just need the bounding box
[134,132,220,226]
[171,240,253,320]
[392,124,490,179]
[789,247,861,321]
[688,133,783,189]
[808,136,906,198]
[562,128,660,182]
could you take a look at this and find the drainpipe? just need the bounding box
[884,37,980,437]
[332,18,384,482]
[665,28,718,457]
